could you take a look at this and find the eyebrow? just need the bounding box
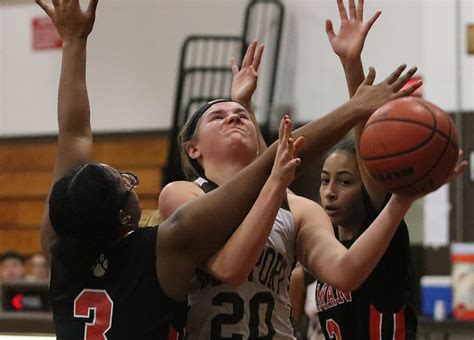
[207,108,248,116]
[321,170,353,176]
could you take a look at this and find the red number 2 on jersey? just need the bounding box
[74,289,114,340]
[326,319,342,340]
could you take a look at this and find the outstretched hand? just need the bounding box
[352,64,423,116]
[36,0,98,41]
[446,150,469,184]
[270,116,305,187]
[326,0,381,62]
[231,40,264,108]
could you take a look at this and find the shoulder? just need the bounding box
[287,193,325,216]
[287,193,328,233]
[158,181,204,220]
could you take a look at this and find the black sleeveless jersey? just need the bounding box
[50,226,187,340]
[315,195,417,340]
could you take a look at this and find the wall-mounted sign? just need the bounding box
[32,16,62,51]
[401,76,423,97]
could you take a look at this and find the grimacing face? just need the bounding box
[319,151,366,228]
[187,102,259,165]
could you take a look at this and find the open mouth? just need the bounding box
[324,205,338,215]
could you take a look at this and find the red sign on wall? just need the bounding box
[32,16,62,51]
[401,76,423,97]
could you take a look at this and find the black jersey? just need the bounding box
[50,226,187,340]
[315,195,417,340]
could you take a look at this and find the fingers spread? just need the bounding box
[349,0,357,19]
[252,44,264,71]
[36,0,54,17]
[293,136,306,156]
[325,19,335,40]
[364,66,376,85]
[87,0,99,15]
[337,0,348,20]
[392,66,418,92]
[357,0,364,20]
[242,40,257,68]
[365,10,381,33]
[385,64,407,85]
[230,57,239,76]
[398,80,423,97]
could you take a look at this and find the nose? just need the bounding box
[226,113,241,124]
[322,181,337,201]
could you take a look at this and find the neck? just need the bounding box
[337,223,362,241]
[202,157,253,186]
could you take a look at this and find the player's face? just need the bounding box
[101,164,142,231]
[191,102,259,163]
[319,151,365,228]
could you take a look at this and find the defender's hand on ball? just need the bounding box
[351,64,422,118]
[394,149,467,203]
[445,150,468,185]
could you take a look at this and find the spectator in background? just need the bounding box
[0,250,26,282]
[25,254,49,282]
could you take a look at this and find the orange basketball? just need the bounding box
[359,97,459,196]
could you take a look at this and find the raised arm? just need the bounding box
[231,40,267,153]
[327,0,421,209]
[293,193,414,292]
[36,0,98,262]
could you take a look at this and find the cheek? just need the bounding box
[338,188,362,208]
[197,123,221,145]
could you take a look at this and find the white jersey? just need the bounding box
[185,177,297,339]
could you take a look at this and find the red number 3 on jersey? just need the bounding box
[74,289,114,340]
[326,319,342,340]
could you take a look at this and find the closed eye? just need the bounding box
[239,113,250,120]
[209,114,223,121]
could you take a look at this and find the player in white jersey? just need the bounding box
[186,177,296,338]
[159,42,425,339]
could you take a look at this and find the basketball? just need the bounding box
[359,97,459,196]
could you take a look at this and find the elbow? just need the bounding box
[212,267,248,287]
[225,274,247,288]
[331,275,363,292]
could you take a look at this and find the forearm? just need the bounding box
[341,57,387,208]
[58,39,91,137]
[334,195,412,290]
[207,177,286,285]
[43,39,92,263]
[341,58,365,98]
[292,99,367,169]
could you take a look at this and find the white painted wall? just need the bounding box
[0,0,471,136]
[0,0,246,136]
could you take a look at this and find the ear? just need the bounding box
[118,209,131,226]
[186,141,201,160]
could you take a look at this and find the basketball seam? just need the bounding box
[365,119,455,148]
[415,98,458,149]
[392,115,455,192]
[362,108,437,161]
